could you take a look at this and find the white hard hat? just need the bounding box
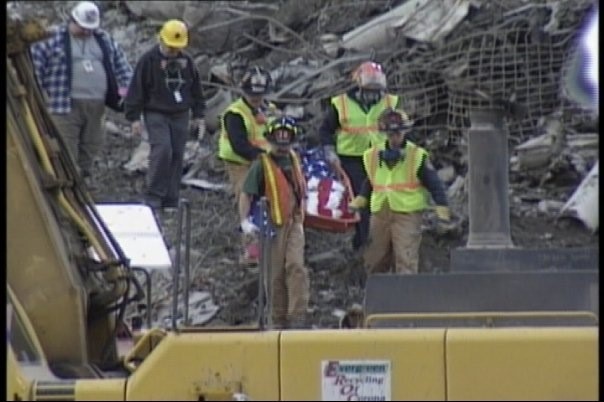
[71,1,100,30]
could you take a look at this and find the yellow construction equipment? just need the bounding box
[6,15,598,401]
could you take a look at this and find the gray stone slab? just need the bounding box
[364,270,599,328]
[450,247,598,272]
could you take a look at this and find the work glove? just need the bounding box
[434,206,454,235]
[348,195,367,212]
[378,148,405,163]
[131,120,143,136]
[323,145,340,166]
[194,118,206,142]
[240,218,259,235]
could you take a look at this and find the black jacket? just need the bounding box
[124,45,205,121]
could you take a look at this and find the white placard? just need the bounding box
[94,204,172,270]
[321,360,391,401]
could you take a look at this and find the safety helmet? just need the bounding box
[378,108,413,134]
[352,61,387,90]
[266,116,299,146]
[241,66,272,95]
[71,1,100,30]
[159,19,188,49]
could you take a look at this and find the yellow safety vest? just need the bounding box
[331,93,399,156]
[218,98,272,164]
[363,141,429,213]
[261,151,306,226]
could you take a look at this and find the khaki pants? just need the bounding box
[269,216,310,328]
[363,205,423,275]
[223,161,251,204]
[224,161,256,259]
[51,99,106,177]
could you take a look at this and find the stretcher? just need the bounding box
[301,149,360,233]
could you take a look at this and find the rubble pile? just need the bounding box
[11,0,598,329]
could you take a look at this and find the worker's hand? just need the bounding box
[240,218,259,235]
[323,145,340,167]
[434,206,454,235]
[435,206,451,221]
[348,195,367,212]
[193,118,206,141]
[131,120,143,136]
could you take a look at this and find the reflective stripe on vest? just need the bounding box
[261,151,307,226]
[363,142,428,213]
[218,98,270,164]
[332,93,398,156]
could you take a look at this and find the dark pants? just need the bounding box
[144,111,189,208]
[340,155,370,251]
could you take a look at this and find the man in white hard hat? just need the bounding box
[31,1,133,183]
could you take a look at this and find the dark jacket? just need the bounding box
[124,45,205,122]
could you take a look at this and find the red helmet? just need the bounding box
[352,61,387,90]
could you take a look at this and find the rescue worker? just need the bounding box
[238,117,310,329]
[218,66,277,264]
[349,109,451,278]
[319,61,401,252]
[124,19,206,210]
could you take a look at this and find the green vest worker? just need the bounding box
[218,66,275,204]
[348,109,451,280]
[218,66,276,265]
[239,117,310,329]
[318,61,400,252]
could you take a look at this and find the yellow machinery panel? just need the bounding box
[125,331,280,401]
[280,329,446,401]
[75,379,125,401]
[446,327,599,401]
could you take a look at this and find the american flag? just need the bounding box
[244,147,339,236]
[300,147,338,181]
[249,198,276,238]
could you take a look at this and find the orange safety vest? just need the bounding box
[260,151,307,226]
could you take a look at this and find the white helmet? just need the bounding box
[71,1,100,30]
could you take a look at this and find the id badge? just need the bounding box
[173,90,183,103]
[82,59,94,72]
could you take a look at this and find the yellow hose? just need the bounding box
[9,55,128,303]
[20,96,111,261]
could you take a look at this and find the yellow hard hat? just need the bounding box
[159,19,188,48]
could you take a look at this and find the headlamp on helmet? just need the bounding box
[241,66,272,95]
[352,61,387,90]
[71,1,100,30]
[267,117,299,146]
[159,19,188,49]
[378,109,413,134]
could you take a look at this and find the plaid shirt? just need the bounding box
[30,25,133,114]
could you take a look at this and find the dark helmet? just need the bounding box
[266,116,299,146]
[378,108,413,134]
[240,66,272,95]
